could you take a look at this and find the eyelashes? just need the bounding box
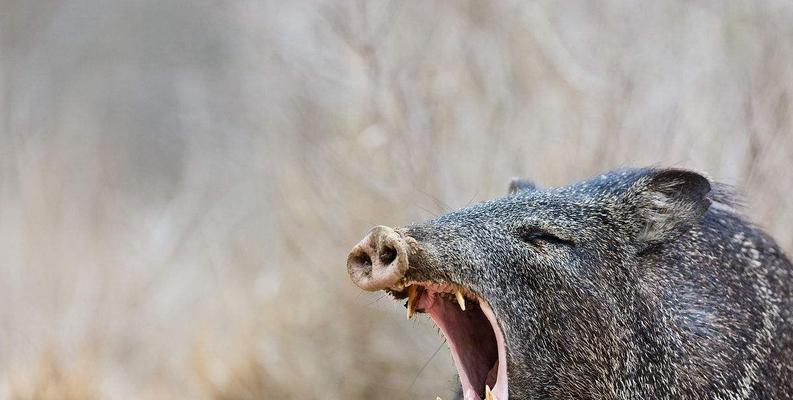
[517,227,575,247]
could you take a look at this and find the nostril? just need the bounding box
[379,246,397,265]
[347,225,409,291]
[352,252,372,271]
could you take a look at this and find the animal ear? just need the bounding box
[626,169,712,245]
[508,177,538,195]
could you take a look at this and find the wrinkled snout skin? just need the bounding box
[346,168,793,399]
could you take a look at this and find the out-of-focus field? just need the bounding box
[1,1,792,399]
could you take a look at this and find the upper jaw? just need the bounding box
[388,280,478,317]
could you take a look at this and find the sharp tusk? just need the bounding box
[485,384,495,400]
[436,397,443,400]
[455,287,466,311]
[407,285,418,320]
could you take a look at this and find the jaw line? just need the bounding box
[478,297,508,400]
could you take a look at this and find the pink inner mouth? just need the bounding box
[408,283,508,400]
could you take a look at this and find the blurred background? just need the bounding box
[1,1,792,399]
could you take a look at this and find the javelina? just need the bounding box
[346,168,793,400]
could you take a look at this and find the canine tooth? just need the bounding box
[406,285,418,320]
[455,288,466,311]
[485,385,495,400]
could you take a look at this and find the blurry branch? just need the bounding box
[522,2,606,94]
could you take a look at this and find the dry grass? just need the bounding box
[1,1,792,399]
[5,350,99,400]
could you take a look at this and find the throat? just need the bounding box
[427,299,499,392]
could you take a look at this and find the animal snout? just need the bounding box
[347,225,409,291]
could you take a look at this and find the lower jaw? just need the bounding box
[476,300,508,400]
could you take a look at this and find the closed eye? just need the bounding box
[518,228,575,246]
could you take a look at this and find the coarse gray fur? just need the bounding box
[398,168,793,399]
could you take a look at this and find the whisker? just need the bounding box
[406,338,447,394]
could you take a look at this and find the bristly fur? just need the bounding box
[400,167,793,399]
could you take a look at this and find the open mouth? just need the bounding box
[391,282,508,400]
